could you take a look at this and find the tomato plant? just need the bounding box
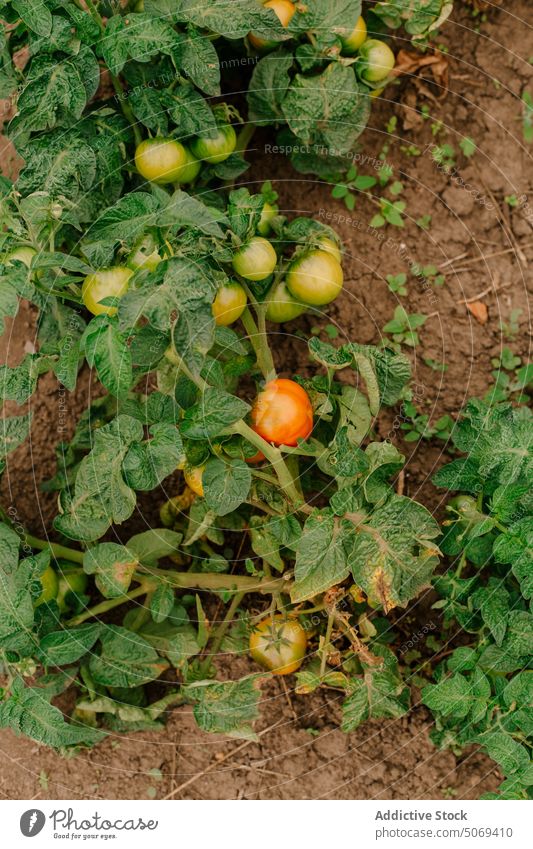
[422,400,533,800]
[0,0,459,752]
[0,173,443,746]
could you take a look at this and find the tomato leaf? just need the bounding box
[122,423,184,491]
[83,543,138,599]
[89,625,170,688]
[82,316,133,399]
[181,388,250,439]
[37,623,103,666]
[292,510,351,603]
[0,677,104,748]
[183,676,261,740]
[203,457,252,517]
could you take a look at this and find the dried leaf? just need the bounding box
[466,301,488,324]
[393,49,449,92]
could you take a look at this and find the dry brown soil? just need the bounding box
[0,0,531,800]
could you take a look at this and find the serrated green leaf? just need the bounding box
[183,676,261,740]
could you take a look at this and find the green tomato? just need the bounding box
[35,565,59,607]
[4,246,36,268]
[212,281,247,326]
[249,615,307,676]
[127,234,162,272]
[173,147,202,184]
[286,249,343,306]
[316,235,342,264]
[232,236,277,282]
[257,201,278,236]
[135,138,188,184]
[340,16,367,54]
[359,39,395,83]
[266,280,305,323]
[191,124,237,165]
[57,568,89,613]
[190,124,237,164]
[82,267,132,316]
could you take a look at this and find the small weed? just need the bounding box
[383,306,427,347]
[504,194,520,208]
[522,91,533,143]
[424,357,448,372]
[432,143,456,171]
[400,401,454,442]
[331,164,377,210]
[417,214,432,230]
[485,349,532,404]
[370,198,406,228]
[412,263,445,287]
[500,307,522,340]
[386,272,408,296]
[459,136,476,158]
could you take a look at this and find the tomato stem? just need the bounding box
[240,306,276,381]
[235,122,256,154]
[139,566,290,595]
[231,419,304,506]
[22,533,85,565]
[67,580,154,626]
[200,590,246,673]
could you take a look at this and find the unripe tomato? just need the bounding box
[184,465,205,497]
[82,267,132,316]
[232,236,277,282]
[212,281,247,326]
[251,378,313,446]
[257,201,278,236]
[190,124,237,165]
[174,147,202,184]
[265,280,305,323]
[245,449,265,464]
[286,249,343,306]
[249,615,307,675]
[57,567,88,613]
[127,234,162,272]
[35,565,59,607]
[359,39,395,82]
[135,138,188,184]
[4,245,36,267]
[340,16,367,54]
[370,87,385,98]
[316,235,342,264]
[249,0,295,51]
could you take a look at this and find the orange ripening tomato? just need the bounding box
[245,449,266,464]
[249,0,295,50]
[251,378,313,446]
[249,615,307,675]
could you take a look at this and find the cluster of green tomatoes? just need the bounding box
[249,1,396,96]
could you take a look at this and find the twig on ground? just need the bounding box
[162,719,283,799]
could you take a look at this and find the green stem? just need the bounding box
[231,419,303,506]
[240,306,276,381]
[22,533,85,565]
[67,581,153,626]
[140,566,289,596]
[320,611,335,677]
[204,590,245,665]
[111,73,143,146]
[165,345,208,391]
[235,123,256,154]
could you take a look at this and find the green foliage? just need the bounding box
[0,0,456,751]
[423,399,533,799]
